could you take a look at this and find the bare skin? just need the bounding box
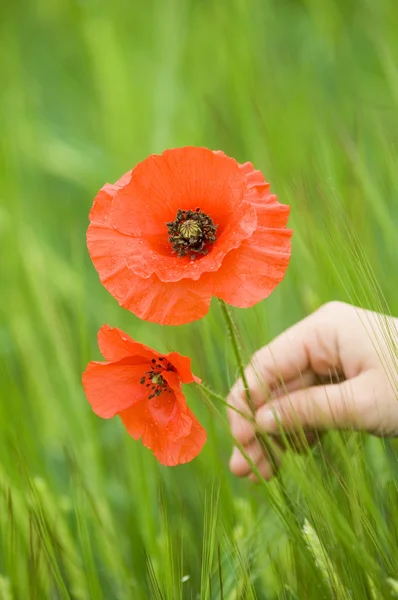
[227,302,398,480]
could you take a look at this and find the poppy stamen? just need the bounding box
[140,358,175,400]
[166,208,218,260]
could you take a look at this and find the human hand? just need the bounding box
[227,301,398,480]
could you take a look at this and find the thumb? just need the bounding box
[255,378,362,433]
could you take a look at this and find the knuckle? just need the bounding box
[318,300,348,316]
[251,349,262,363]
[228,379,243,403]
[246,350,264,380]
[251,348,265,367]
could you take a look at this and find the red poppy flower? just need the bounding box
[82,325,206,466]
[87,147,292,325]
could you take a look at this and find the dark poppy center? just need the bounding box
[166,208,218,260]
[140,357,173,400]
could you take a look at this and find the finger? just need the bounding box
[229,436,283,478]
[247,306,344,388]
[227,303,348,427]
[229,439,265,478]
[255,376,367,434]
[248,456,276,482]
[228,370,316,446]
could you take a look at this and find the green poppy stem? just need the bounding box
[218,299,280,471]
[218,300,255,413]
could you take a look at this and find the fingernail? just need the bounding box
[257,408,279,432]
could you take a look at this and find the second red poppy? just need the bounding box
[82,325,206,466]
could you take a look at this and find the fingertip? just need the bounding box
[229,447,248,477]
[227,400,256,445]
[229,440,275,479]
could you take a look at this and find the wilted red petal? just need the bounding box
[82,358,149,418]
[164,352,201,384]
[97,325,199,384]
[97,325,160,362]
[83,326,205,465]
[120,376,206,466]
[170,416,207,466]
[119,388,190,443]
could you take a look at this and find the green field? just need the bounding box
[1,0,398,598]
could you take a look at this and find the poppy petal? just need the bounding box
[239,160,291,227]
[160,370,191,403]
[101,264,213,326]
[89,186,113,225]
[89,171,133,225]
[169,415,206,466]
[110,147,245,238]
[160,371,204,439]
[97,325,161,362]
[82,359,148,418]
[164,352,201,384]
[86,224,143,278]
[213,226,292,307]
[120,382,206,466]
[119,385,188,442]
[87,172,141,280]
[209,158,292,306]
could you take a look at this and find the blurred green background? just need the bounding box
[1,0,398,598]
